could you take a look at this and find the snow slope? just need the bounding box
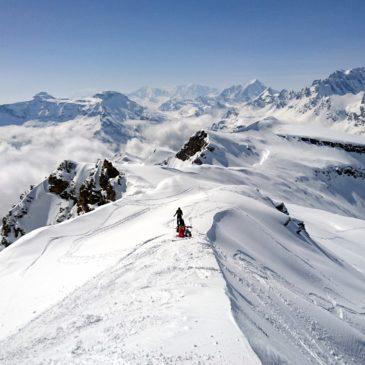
[1,67,365,364]
[1,118,365,363]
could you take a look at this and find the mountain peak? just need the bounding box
[171,84,218,99]
[219,79,267,103]
[33,92,55,100]
[245,79,264,87]
[93,91,128,100]
[311,67,365,96]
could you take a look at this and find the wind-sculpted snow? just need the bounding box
[208,205,365,364]
[0,171,364,364]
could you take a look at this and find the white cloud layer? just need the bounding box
[0,113,213,217]
[0,120,113,217]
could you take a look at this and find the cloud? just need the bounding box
[0,119,113,217]
[0,112,215,217]
[141,114,213,150]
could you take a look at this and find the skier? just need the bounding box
[174,207,183,226]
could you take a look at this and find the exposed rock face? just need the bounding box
[1,159,126,247]
[176,130,210,163]
[315,165,365,180]
[48,160,77,200]
[76,159,124,214]
[275,202,289,215]
[284,217,309,238]
[279,135,365,154]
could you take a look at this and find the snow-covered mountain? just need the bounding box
[0,91,158,127]
[1,118,365,364]
[129,84,219,111]
[312,67,365,97]
[219,79,267,103]
[1,67,365,364]
[129,83,218,102]
[127,86,170,104]
[1,159,126,247]
[245,68,365,131]
[170,83,218,99]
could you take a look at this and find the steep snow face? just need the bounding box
[219,79,267,103]
[1,159,126,247]
[208,203,365,365]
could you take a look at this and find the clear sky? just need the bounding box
[0,0,364,102]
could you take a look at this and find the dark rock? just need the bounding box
[275,202,289,215]
[176,130,208,161]
[48,175,69,194]
[279,134,365,154]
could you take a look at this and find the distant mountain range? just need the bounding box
[1,67,364,129]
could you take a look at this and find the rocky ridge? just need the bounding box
[1,159,126,247]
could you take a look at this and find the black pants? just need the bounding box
[177,216,184,226]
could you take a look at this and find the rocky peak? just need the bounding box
[311,67,365,97]
[175,130,214,165]
[0,159,126,247]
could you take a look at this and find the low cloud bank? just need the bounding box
[0,122,112,216]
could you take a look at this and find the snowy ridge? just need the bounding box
[1,67,365,364]
[1,120,365,363]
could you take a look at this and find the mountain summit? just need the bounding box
[219,79,267,103]
[311,67,365,97]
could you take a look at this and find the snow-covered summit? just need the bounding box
[32,91,56,100]
[219,79,267,103]
[311,67,365,97]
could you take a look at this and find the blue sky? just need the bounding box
[0,0,364,102]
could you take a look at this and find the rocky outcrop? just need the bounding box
[279,135,365,154]
[175,130,214,164]
[1,159,126,247]
[76,159,124,214]
[315,165,365,180]
[275,202,289,215]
